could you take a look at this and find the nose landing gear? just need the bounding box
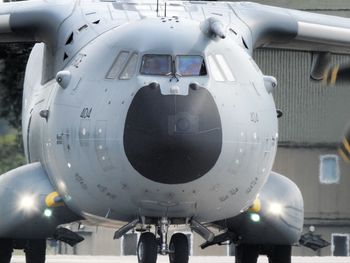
[169,233,189,263]
[136,217,189,263]
[137,232,158,263]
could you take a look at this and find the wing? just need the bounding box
[231,2,350,80]
[233,2,350,54]
[0,0,74,45]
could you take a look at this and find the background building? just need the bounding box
[26,0,350,258]
[253,0,350,257]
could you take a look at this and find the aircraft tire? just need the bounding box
[235,244,259,263]
[267,245,291,263]
[137,232,157,263]
[0,239,12,263]
[24,239,46,263]
[169,233,189,263]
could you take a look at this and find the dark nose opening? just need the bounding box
[123,84,222,184]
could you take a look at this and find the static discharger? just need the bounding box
[45,191,65,208]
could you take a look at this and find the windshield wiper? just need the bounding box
[169,60,180,82]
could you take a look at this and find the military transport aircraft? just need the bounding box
[0,0,350,263]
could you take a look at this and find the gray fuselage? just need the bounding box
[22,15,278,224]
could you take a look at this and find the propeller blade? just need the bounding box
[323,64,350,85]
[339,129,350,163]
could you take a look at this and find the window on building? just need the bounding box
[120,53,138,80]
[140,54,172,76]
[319,155,340,184]
[106,51,129,79]
[175,55,207,76]
[332,234,349,256]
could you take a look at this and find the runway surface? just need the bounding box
[9,256,350,263]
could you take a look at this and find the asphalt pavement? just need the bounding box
[9,256,350,263]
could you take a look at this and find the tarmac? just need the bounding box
[9,256,350,263]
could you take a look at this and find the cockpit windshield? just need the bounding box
[176,55,207,76]
[140,55,172,75]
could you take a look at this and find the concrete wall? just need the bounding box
[273,148,350,256]
[274,148,350,220]
[254,50,350,145]
[230,0,350,11]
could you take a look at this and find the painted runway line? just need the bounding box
[9,256,350,263]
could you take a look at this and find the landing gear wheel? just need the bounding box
[137,232,157,263]
[0,239,13,263]
[24,239,46,263]
[235,244,259,263]
[169,233,189,263]
[268,245,291,263]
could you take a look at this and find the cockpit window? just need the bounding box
[106,51,130,79]
[140,55,172,75]
[176,55,207,76]
[215,54,235,81]
[207,56,224,81]
[120,53,138,80]
[207,54,235,82]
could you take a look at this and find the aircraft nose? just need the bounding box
[123,84,222,184]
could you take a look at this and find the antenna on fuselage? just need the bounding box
[164,2,167,17]
[156,0,159,16]
[200,17,226,39]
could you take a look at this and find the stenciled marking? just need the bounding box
[80,107,92,118]
[75,173,88,190]
[97,184,117,200]
[219,187,239,203]
[246,177,259,194]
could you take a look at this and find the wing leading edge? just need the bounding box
[233,2,350,54]
[0,0,74,45]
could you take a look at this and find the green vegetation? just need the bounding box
[0,43,32,129]
[0,43,32,173]
[0,132,26,174]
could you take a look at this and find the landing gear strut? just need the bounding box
[0,239,46,263]
[136,217,189,263]
[0,239,12,263]
[158,217,170,256]
[235,244,292,263]
[24,239,46,263]
[267,245,291,263]
[235,244,259,263]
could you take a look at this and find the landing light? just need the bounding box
[250,213,261,222]
[269,202,283,215]
[18,195,36,211]
[44,209,52,217]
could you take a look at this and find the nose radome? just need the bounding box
[123,85,222,184]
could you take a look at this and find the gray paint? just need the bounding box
[1,0,350,258]
[217,172,304,245]
[0,163,80,239]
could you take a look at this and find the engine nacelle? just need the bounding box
[0,163,81,239]
[223,172,304,245]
